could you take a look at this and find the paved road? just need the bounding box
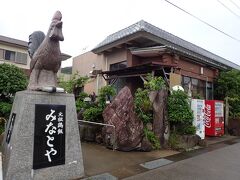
[125,142,240,180]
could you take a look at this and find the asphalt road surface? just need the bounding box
[125,142,240,180]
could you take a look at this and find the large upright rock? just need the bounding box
[2,91,84,180]
[149,89,168,146]
[103,86,143,151]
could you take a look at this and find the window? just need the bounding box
[110,61,127,71]
[0,49,4,59]
[206,82,213,100]
[15,52,28,65]
[109,61,128,93]
[5,50,15,61]
[182,76,191,92]
[1,49,28,65]
[182,76,207,99]
[191,78,199,96]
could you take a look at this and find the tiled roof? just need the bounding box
[92,20,240,70]
[0,35,28,47]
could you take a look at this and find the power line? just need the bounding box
[217,0,240,19]
[228,0,240,11]
[163,0,240,43]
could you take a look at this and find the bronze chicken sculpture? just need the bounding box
[27,11,64,91]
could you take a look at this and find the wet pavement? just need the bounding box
[125,138,240,180]
[81,142,179,179]
[80,135,240,179]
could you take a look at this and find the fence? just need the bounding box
[78,120,116,150]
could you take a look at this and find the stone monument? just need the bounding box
[2,11,84,180]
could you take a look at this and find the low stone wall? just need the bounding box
[79,123,103,143]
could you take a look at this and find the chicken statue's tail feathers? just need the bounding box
[28,31,45,59]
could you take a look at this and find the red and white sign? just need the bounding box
[204,100,224,136]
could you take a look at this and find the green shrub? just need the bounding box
[83,106,103,122]
[180,124,196,135]
[58,73,88,94]
[168,90,194,135]
[0,64,27,121]
[81,85,116,123]
[0,63,27,98]
[144,74,166,91]
[97,85,116,110]
[0,102,12,119]
[134,74,166,125]
[134,74,167,149]
[75,92,89,112]
[168,132,180,149]
[134,88,152,124]
[168,90,193,124]
[0,117,6,134]
[144,128,160,150]
[228,97,240,118]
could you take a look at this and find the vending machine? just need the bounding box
[205,100,224,136]
[191,99,205,139]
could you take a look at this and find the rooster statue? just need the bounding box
[27,11,64,91]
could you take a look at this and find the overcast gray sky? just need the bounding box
[0,0,240,67]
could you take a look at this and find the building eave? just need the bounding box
[91,20,240,70]
[0,35,28,49]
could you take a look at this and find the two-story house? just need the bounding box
[73,20,240,99]
[0,35,30,75]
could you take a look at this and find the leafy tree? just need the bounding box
[215,69,240,118]
[0,64,27,119]
[58,72,88,96]
[215,69,240,99]
[144,74,166,91]
[0,63,27,100]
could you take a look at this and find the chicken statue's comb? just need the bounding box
[52,11,62,21]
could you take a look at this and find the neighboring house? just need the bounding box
[0,35,30,75]
[73,20,240,98]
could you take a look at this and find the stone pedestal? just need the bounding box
[2,90,84,180]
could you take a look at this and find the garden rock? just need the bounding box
[149,89,168,146]
[177,134,201,150]
[103,86,144,151]
[139,137,153,152]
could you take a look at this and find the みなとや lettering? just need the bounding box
[44,109,58,162]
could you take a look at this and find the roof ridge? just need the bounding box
[140,21,240,67]
[0,34,28,47]
[92,20,240,69]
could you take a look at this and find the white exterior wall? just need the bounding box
[0,43,30,70]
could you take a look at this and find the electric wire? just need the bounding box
[217,0,240,19]
[163,0,240,43]
[228,0,240,11]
